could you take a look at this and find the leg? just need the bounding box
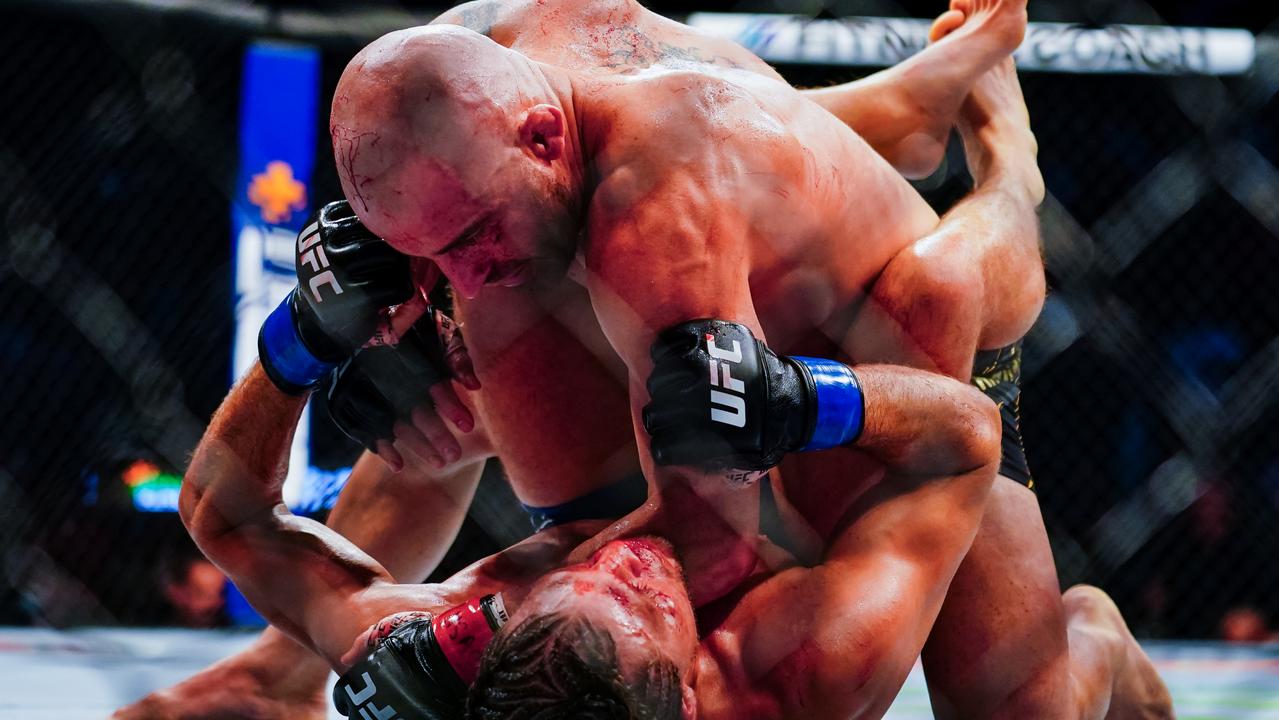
[843,58,1045,378]
[922,481,1075,718]
[855,61,1168,719]
[802,0,1027,178]
[1063,585,1175,720]
[923,489,1169,720]
[113,452,484,719]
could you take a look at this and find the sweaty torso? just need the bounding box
[448,0,937,339]
[440,0,936,539]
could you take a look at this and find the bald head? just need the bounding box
[329,25,580,294]
[332,26,547,211]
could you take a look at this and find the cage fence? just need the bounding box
[0,0,1277,643]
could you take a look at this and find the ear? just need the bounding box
[519,104,566,161]
[680,682,698,720]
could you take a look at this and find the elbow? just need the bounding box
[178,471,237,548]
[950,387,1003,475]
[177,477,203,536]
[878,243,986,376]
[981,261,1046,349]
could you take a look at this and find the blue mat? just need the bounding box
[0,628,1274,718]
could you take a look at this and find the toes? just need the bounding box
[929,9,966,42]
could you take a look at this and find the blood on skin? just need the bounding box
[331,126,380,214]
[609,586,632,610]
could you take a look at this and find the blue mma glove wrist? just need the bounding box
[642,319,864,471]
[258,290,337,394]
[789,356,864,451]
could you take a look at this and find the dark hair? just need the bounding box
[467,613,681,720]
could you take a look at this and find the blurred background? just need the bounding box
[1,0,1277,648]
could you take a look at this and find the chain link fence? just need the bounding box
[2,0,1277,641]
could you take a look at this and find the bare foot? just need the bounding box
[956,56,1044,204]
[802,0,1026,178]
[112,644,328,720]
[889,0,1028,176]
[931,0,1028,57]
[1064,585,1174,720]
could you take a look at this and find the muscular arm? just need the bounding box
[579,165,766,603]
[693,367,1001,719]
[246,449,487,669]
[180,364,421,665]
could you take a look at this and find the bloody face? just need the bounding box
[503,536,700,680]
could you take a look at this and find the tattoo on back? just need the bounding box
[600,22,745,72]
[457,0,499,36]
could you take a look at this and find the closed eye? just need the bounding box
[438,212,492,257]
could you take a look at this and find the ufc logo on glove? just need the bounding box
[707,334,747,428]
[298,221,344,302]
[337,673,401,720]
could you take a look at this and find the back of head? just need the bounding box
[467,613,681,720]
[332,25,546,183]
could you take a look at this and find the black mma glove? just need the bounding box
[642,319,864,472]
[323,309,455,452]
[333,596,508,720]
[258,200,414,394]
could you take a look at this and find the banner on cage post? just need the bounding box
[686,14,1256,75]
[231,41,346,514]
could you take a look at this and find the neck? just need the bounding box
[540,63,595,220]
[567,477,763,607]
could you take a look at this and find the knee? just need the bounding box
[876,241,985,353]
[905,240,985,313]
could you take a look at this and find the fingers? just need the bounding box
[428,382,475,433]
[389,293,430,336]
[392,420,445,469]
[435,309,481,390]
[365,294,430,349]
[641,401,694,437]
[448,346,481,390]
[411,405,462,463]
[375,440,405,472]
[411,257,442,292]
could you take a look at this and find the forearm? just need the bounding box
[327,450,483,583]
[853,364,1001,477]
[185,453,485,696]
[181,364,393,663]
[180,364,305,539]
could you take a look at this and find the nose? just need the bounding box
[439,258,490,299]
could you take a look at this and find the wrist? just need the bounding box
[258,290,336,395]
[790,357,864,450]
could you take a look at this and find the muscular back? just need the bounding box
[438,0,783,79]
[438,0,936,346]
[428,0,804,508]
[433,0,938,525]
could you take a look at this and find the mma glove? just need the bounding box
[643,319,864,472]
[259,200,414,395]
[324,309,460,452]
[333,596,508,720]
